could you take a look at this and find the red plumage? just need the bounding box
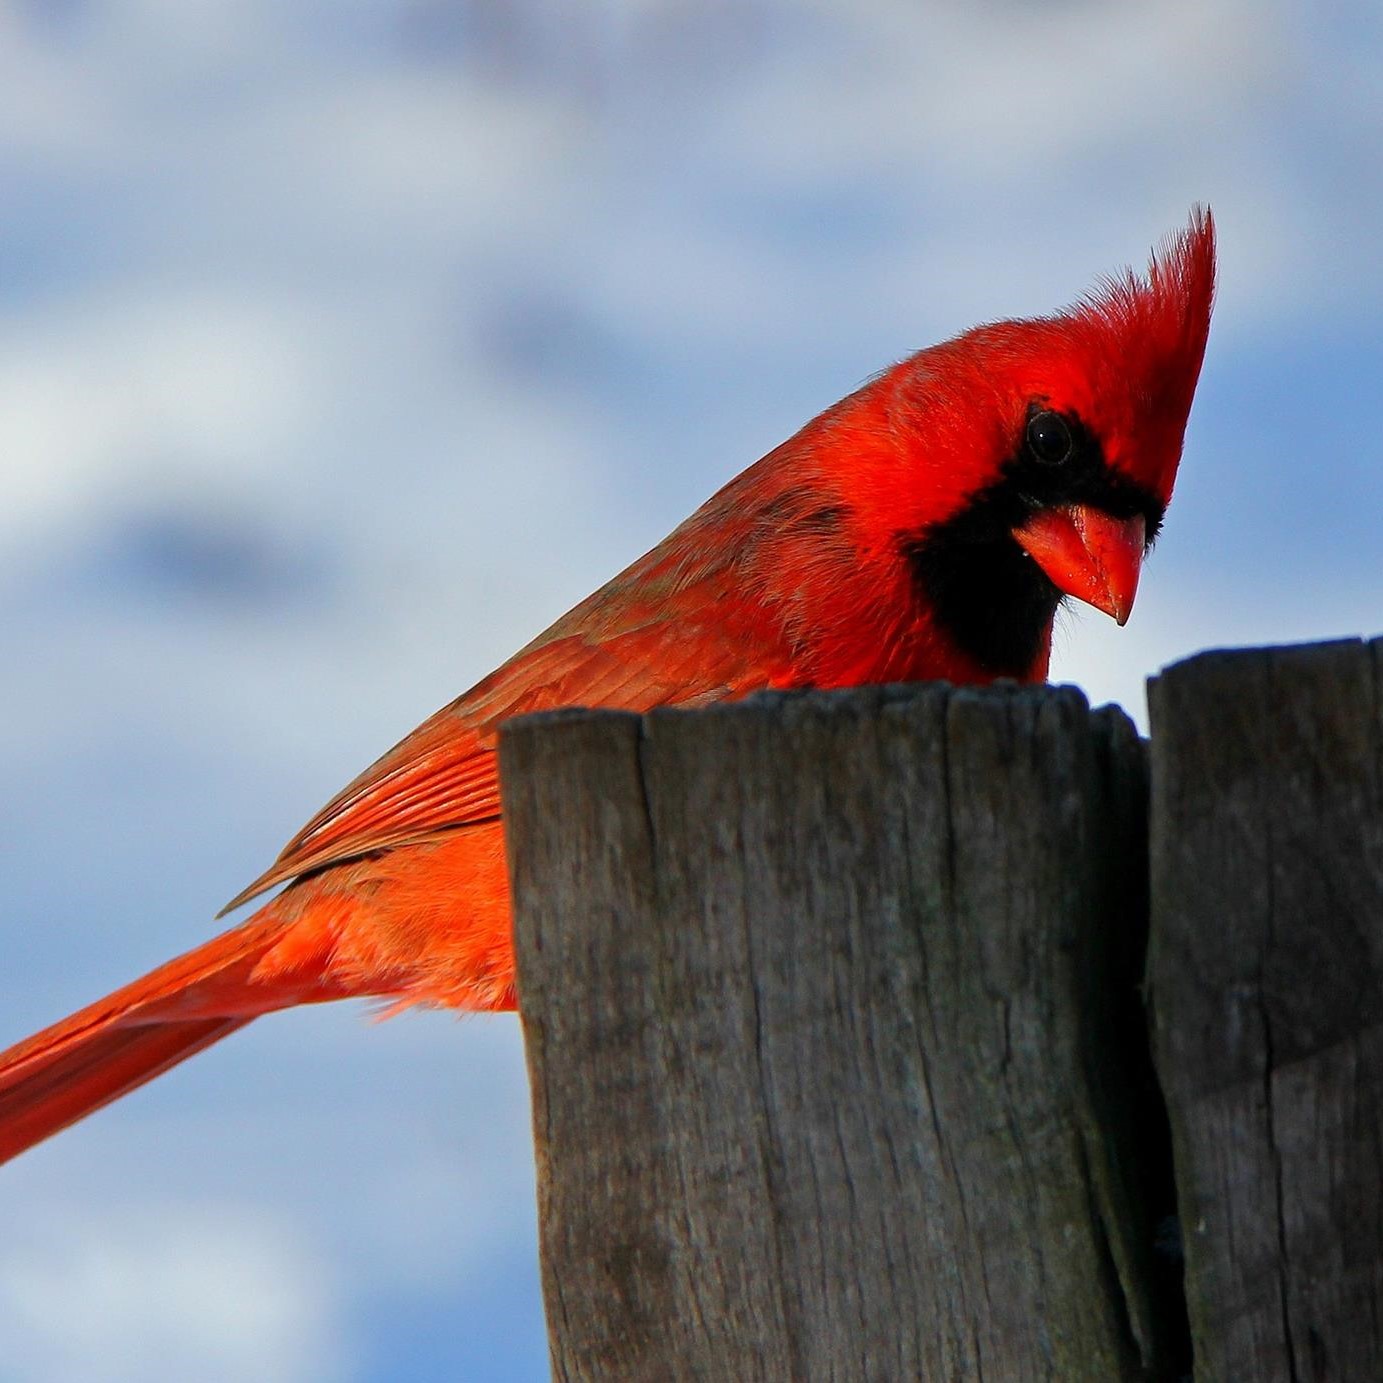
[0,209,1215,1165]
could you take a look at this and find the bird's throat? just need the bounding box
[903,525,1063,679]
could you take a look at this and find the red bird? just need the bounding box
[0,211,1215,1164]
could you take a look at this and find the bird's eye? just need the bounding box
[1027,410,1073,465]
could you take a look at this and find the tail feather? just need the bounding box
[0,908,317,1166]
[0,1016,252,1164]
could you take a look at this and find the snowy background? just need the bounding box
[1,1,1380,1378]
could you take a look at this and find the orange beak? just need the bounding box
[1012,505,1146,626]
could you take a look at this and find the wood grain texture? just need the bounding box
[503,683,1173,1382]
[1148,638,1383,1383]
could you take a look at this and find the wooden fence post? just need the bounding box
[501,683,1179,1381]
[1147,639,1383,1382]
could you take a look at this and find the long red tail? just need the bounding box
[0,907,316,1165]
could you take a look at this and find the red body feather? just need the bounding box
[0,211,1215,1164]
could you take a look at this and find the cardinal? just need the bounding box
[0,210,1215,1164]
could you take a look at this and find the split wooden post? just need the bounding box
[502,683,1174,1381]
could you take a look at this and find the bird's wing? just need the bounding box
[221,579,790,914]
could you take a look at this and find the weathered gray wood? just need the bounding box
[1148,639,1383,1383]
[503,683,1172,1382]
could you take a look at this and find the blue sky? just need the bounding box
[1,2,1380,1378]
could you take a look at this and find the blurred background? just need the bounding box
[1,1,1379,1378]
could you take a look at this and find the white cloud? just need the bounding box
[0,1204,343,1383]
[0,290,339,532]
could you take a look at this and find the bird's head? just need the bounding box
[855,207,1216,679]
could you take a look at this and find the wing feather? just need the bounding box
[221,616,785,914]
